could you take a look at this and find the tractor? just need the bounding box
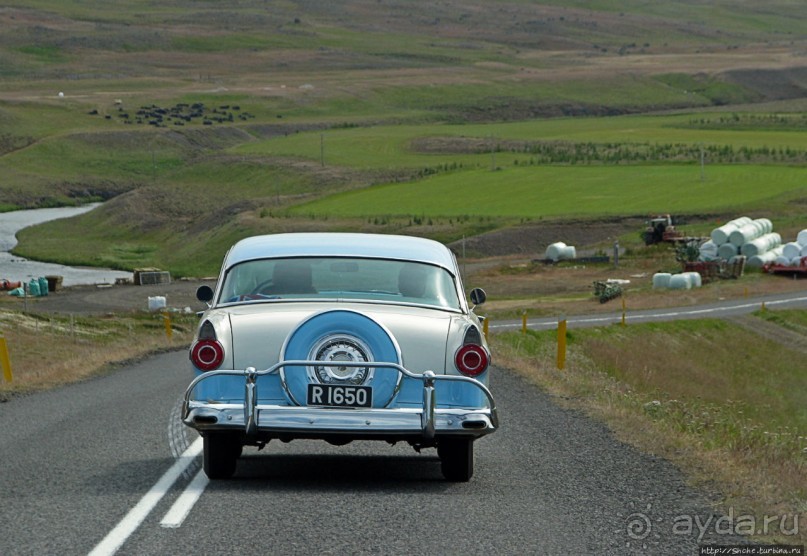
[641,214,684,245]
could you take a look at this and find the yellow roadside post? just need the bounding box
[0,334,12,382]
[621,295,627,327]
[482,318,489,341]
[521,311,527,334]
[557,318,567,370]
[162,310,173,340]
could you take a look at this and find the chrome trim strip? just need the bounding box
[184,404,495,436]
[182,360,498,438]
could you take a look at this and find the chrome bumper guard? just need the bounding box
[182,361,498,440]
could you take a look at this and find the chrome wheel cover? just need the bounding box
[307,334,375,385]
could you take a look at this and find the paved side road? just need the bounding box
[491,290,807,332]
[0,351,751,555]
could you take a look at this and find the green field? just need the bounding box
[9,107,806,276]
[291,164,807,219]
[235,114,807,168]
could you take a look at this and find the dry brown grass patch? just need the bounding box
[0,310,194,395]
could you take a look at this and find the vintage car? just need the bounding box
[182,233,498,481]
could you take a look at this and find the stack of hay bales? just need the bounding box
[777,228,807,267]
[652,271,702,290]
[701,216,785,268]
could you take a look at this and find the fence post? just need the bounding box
[621,296,627,327]
[162,310,173,340]
[0,335,12,383]
[557,318,567,370]
[521,311,527,334]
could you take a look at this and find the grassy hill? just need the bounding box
[2,0,806,274]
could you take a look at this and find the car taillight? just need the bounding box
[190,339,224,371]
[454,344,489,377]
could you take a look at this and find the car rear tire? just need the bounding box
[203,434,241,479]
[438,437,474,482]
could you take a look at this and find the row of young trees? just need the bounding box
[684,113,807,130]
[418,137,807,165]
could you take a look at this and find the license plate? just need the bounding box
[307,384,372,408]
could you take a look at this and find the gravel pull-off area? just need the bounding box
[10,279,214,315]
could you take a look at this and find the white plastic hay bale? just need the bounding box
[782,242,802,259]
[668,274,691,290]
[746,246,784,268]
[546,242,564,261]
[148,296,166,311]
[797,229,807,246]
[746,255,765,268]
[792,256,806,267]
[652,273,671,289]
[775,255,791,266]
[710,216,752,245]
[684,271,702,288]
[699,239,718,261]
[802,244,807,257]
[699,240,718,257]
[545,242,576,262]
[740,232,781,257]
[718,242,739,260]
[729,220,765,246]
[756,218,773,234]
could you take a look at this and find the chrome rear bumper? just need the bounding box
[182,361,498,441]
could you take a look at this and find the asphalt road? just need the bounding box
[0,350,754,555]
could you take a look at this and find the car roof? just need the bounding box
[223,233,458,272]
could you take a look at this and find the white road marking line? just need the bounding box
[88,437,203,556]
[160,468,209,528]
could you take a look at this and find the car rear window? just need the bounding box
[219,257,461,311]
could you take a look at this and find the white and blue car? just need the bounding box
[182,233,498,481]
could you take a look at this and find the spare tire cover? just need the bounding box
[280,309,402,408]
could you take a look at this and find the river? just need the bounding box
[0,204,132,287]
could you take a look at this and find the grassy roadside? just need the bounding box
[491,310,806,545]
[0,309,195,397]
